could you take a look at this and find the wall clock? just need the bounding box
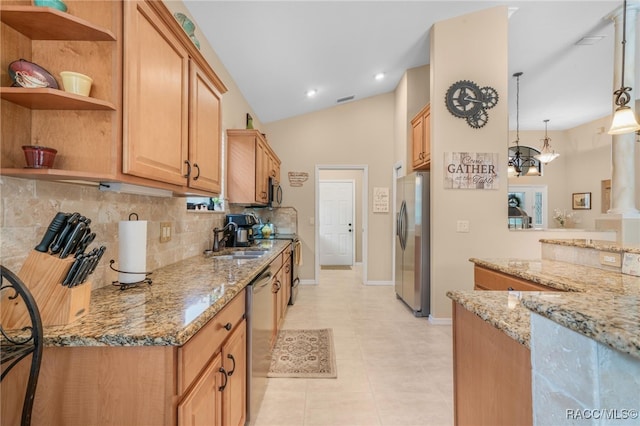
[445,80,498,129]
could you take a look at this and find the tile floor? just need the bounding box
[254,265,454,426]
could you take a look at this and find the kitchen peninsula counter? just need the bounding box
[449,257,640,359]
[41,239,289,347]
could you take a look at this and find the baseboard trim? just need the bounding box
[428,315,452,325]
[365,280,393,286]
[300,279,317,285]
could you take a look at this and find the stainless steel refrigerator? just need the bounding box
[395,172,430,317]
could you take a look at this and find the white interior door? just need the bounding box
[319,181,354,265]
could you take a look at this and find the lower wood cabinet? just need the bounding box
[178,352,224,426]
[1,290,247,426]
[452,302,532,426]
[221,320,246,426]
[178,320,246,426]
[474,265,556,291]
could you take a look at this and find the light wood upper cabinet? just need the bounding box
[123,0,189,186]
[0,1,121,180]
[188,62,222,193]
[411,104,430,170]
[1,0,226,196]
[227,129,281,205]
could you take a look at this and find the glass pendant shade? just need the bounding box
[534,150,559,164]
[534,119,559,164]
[608,106,640,135]
[525,166,541,176]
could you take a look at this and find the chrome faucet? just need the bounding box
[212,222,237,252]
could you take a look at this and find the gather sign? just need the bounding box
[444,152,499,190]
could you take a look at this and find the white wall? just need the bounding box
[429,7,511,320]
[264,94,396,283]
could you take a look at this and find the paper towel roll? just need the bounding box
[118,220,147,283]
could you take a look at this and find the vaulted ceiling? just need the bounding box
[182,1,638,132]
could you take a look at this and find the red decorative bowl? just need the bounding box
[22,145,57,168]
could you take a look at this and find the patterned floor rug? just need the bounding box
[268,329,337,378]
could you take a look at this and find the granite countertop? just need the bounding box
[447,290,534,347]
[539,238,640,255]
[448,258,640,359]
[40,240,288,347]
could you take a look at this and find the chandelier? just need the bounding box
[508,72,540,177]
[534,119,560,164]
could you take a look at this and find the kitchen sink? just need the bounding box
[206,250,268,261]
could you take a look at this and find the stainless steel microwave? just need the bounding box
[268,177,282,207]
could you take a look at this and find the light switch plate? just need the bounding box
[622,253,640,276]
[160,222,172,243]
[599,251,621,267]
[456,220,470,233]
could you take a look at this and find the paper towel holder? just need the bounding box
[109,259,152,291]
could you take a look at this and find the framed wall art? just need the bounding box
[572,192,591,210]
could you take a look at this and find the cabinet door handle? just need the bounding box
[218,367,228,391]
[184,160,191,178]
[227,354,236,376]
[223,322,232,331]
[507,287,514,291]
[193,163,200,181]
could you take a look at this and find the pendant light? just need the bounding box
[508,72,540,177]
[608,0,640,135]
[534,119,559,164]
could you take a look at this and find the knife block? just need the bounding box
[1,250,92,328]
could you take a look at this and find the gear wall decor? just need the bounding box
[445,80,499,129]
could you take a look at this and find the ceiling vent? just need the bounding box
[575,36,605,45]
[337,95,355,103]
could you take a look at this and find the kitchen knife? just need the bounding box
[62,254,84,286]
[70,255,92,287]
[75,232,96,255]
[76,251,102,286]
[50,212,80,254]
[59,221,86,259]
[87,246,106,275]
[34,212,69,253]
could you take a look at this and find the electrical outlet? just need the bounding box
[456,220,470,233]
[622,253,640,276]
[599,251,621,267]
[160,222,172,243]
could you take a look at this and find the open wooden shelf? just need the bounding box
[0,87,116,110]
[0,6,116,41]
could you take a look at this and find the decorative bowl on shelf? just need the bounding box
[22,145,58,169]
[33,0,68,12]
[60,71,93,97]
[8,59,59,89]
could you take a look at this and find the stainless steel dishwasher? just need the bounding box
[245,267,273,425]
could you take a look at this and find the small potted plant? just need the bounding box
[209,197,223,211]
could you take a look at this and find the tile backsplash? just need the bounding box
[1,177,225,289]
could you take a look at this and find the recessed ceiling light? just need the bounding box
[374,72,385,81]
[306,89,317,98]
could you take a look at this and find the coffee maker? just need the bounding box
[225,214,258,247]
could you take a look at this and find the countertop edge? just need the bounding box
[37,241,288,347]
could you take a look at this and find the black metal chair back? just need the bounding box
[1,265,43,426]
